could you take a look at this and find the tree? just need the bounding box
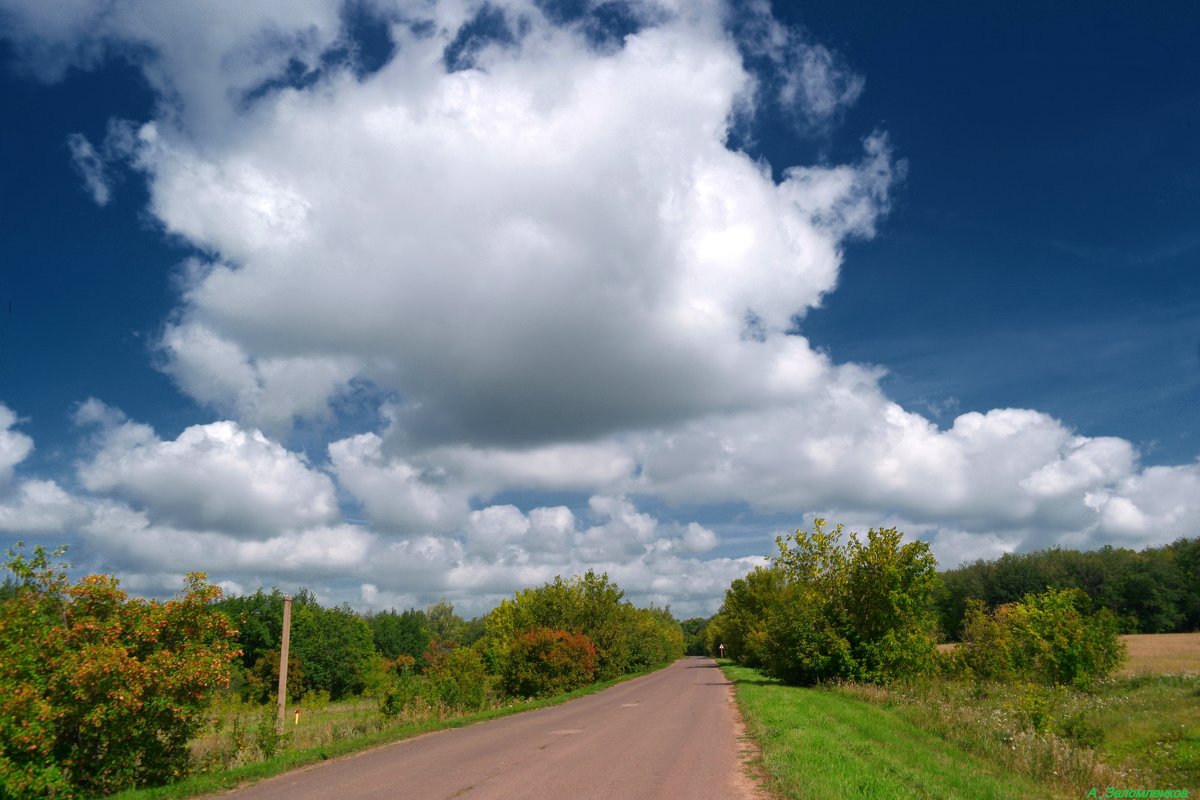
[725,519,941,685]
[368,608,432,664]
[0,544,240,798]
[290,595,376,700]
[710,565,786,667]
[680,617,709,656]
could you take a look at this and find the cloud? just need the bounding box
[66,133,111,205]
[0,404,34,484]
[0,0,344,136]
[0,479,92,534]
[110,5,897,445]
[731,0,864,131]
[76,404,339,537]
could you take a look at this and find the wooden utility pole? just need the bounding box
[277,594,293,734]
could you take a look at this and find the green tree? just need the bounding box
[424,600,467,644]
[368,608,432,664]
[711,565,787,667]
[290,595,376,700]
[0,544,240,798]
[733,519,942,685]
[425,647,491,712]
[680,617,709,656]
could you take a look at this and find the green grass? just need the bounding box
[721,664,1045,799]
[103,669,656,800]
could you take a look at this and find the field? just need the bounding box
[1120,632,1200,676]
[726,632,1200,799]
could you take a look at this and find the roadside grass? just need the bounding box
[834,676,1199,796]
[726,631,1199,800]
[721,664,1045,800]
[104,669,656,800]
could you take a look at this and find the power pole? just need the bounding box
[277,594,293,734]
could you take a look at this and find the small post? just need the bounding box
[277,594,293,734]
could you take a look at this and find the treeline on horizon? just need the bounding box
[219,569,685,705]
[936,537,1200,640]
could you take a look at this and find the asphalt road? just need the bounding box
[216,657,765,800]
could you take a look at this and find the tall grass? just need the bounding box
[833,674,1199,795]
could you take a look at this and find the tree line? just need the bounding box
[937,537,1200,639]
[0,544,683,799]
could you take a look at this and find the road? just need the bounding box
[217,657,765,800]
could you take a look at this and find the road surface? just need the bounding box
[216,657,764,800]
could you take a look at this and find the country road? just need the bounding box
[214,657,765,800]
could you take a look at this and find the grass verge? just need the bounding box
[104,669,656,800]
[721,663,1046,799]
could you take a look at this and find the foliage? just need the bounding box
[502,628,597,698]
[424,600,468,645]
[424,647,491,712]
[289,596,377,701]
[0,543,240,798]
[244,649,304,705]
[937,538,1200,639]
[717,520,941,685]
[957,587,1126,689]
[482,570,681,683]
[705,565,785,667]
[367,608,431,665]
[680,617,709,656]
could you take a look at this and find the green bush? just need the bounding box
[379,669,425,719]
[958,587,1126,689]
[425,647,491,712]
[725,519,941,686]
[503,628,597,698]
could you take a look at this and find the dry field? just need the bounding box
[1118,631,1200,676]
[937,631,1200,676]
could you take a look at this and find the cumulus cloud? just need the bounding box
[0,479,92,534]
[76,402,339,536]
[104,3,897,445]
[0,0,344,136]
[0,404,34,483]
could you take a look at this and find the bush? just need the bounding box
[732,519,941,686]
[958,587,1126,689]
[425,647,491,712]
[0,544,240,798]
[503,628,597,698]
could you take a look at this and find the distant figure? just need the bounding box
[718,643,725,658]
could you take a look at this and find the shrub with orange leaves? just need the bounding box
[0,543,240,798]
[503,627,597,699]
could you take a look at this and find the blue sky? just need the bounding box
[1,0,1197,616]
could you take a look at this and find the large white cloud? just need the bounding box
[76,401,339,536]
[117,3,896,443]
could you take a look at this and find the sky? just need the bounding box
[0,0,1197,618]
